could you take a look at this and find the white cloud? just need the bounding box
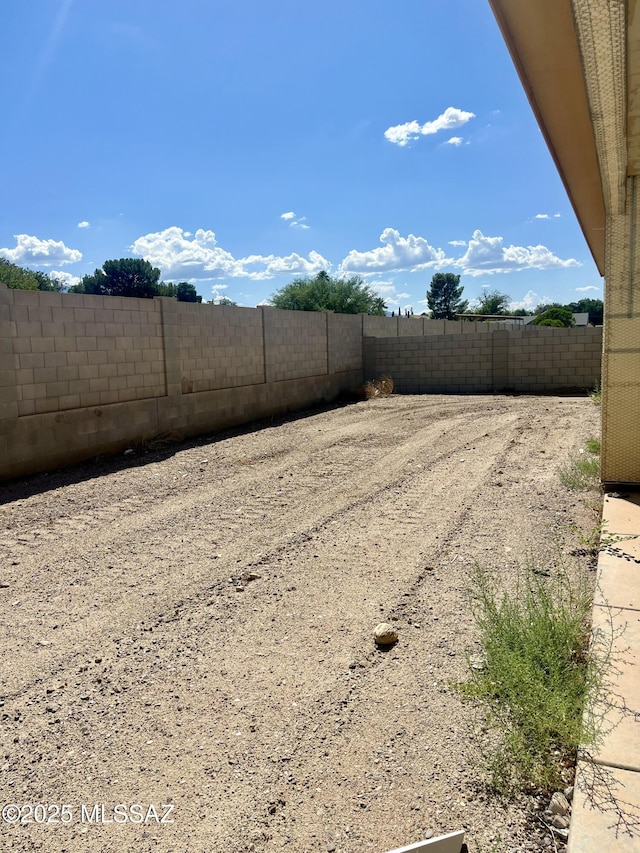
[0,234,82,266]
[49,269,81,288]
[131,226,328,281]
[509,290,542,311]
[131,227,238,278]
[340,227,580,279]
[535,214,549,219]
[384,106,475,147]
[575,285,601,292]
[454,229,580,276]
[77,220,90,229]
[340,228,448,274]
[366,279,406,307]
[554,213,561,218]
[446,136,463,146]
[281,211,310,229]
[262,250,328,276]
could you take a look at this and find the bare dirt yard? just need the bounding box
[0,394,600,853]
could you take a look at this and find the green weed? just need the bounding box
[460,560,605,795]
[560,442,600,491]
[585,437,601,455]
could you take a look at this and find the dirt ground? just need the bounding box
[0,394,601,853]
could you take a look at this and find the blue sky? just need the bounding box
[0,0,603,312]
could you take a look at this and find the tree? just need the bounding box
[0,258,65,291]
[534,302,563,315]
[176,282,202,303]
[73,258,161,298]
[426,273,468,319]
[214,296,238,306]
[269,270,386,315]
[474,288,511,315]
[531,307,574,327]
[565,298,603,325]
[154,281,178,297]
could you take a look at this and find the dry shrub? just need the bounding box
[363,375,394,399]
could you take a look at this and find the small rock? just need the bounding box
[553,828,570,842]
[124,448,134,456]
[374,623,398,646]
[551,814,570,829]
[550,792,570,816]
[564,785,574,802]
[243,572,261,582]
[0,582,9,589]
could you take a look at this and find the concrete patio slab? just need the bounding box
[593,550,640,611]
[568,763,640,852]
[570,492,640,850]
[602,493,640,536]
[589,605,640,771]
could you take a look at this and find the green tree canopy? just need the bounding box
[0,258,65,291]
[176,282,202,303]
[426,273,468,319]
[73,258,161,298]
[565,298,603,325]
[531,307,574,327]
[269,270,386,315]
[534,302,563,315]
[473,288,511,315]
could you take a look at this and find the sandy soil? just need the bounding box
[0,394,600,853]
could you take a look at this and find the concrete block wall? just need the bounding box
[398,317,426,337]
[365,334,494,394]
[6,289,165,416]
[263,307,328,382]
[1,290,368,480]
[0,287,602,481]
[509,326,602,391]
[328,313,363,374]
[364,326,603,394]
[177,302,264,393]
[362,315,395,337]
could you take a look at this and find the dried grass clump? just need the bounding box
[363,376,394,399]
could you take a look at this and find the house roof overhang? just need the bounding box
[488,0,607,275]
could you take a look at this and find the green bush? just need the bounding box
[460,561,603,794]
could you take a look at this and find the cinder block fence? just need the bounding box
[364,327,602,394]
[0,286,602,481]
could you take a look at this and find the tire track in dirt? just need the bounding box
[0,405,521,704]
[0,395,600,853]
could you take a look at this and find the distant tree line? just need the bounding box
[425,273,603,325]
[0,257,205,303]
[0,257,66,291]
[1,255,603,322]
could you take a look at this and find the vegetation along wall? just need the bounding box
[0,286,602,481]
